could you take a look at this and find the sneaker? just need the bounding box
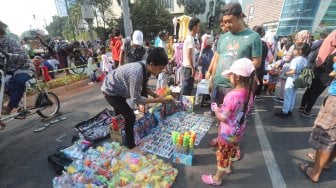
[298,107,304,112]
[274,111,289,118]
[300,111,316,119]
[255,95,262,100]
[273,97,284,103]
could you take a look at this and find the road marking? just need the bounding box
[56,134,66,142]
[254,111,287,188]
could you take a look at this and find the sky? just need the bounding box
[0,0,58,36]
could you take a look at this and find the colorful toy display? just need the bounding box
[140,111,214,158]
[53,142,178,188]
[181,95,195,113]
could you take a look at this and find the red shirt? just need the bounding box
[110,37,122,62]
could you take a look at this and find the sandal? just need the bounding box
[307,152,315,161]
[209,138,218,147]
[306,153,332,170]
[34,123,51,133]
[201,175,222,186]
[299,163,318,183]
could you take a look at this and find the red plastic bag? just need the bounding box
[97,72,106,82]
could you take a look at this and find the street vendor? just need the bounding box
[101,47,173,151]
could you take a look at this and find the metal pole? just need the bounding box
[121,0,132,37]
[295,12,301,32]
[211,0,217,36]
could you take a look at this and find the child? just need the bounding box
[267,60,281,95]
[202,58,255,186]
[275,43,311,118]
[100,46,112,74]
[87,52,99,83]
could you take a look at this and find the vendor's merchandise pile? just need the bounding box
[139,111,214,158]
[53,141,178,188]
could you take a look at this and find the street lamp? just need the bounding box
[295,9,311,32]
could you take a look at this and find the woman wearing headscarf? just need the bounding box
[274,30,311,103]
[299,30,336,118]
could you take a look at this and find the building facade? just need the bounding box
[242,0,283,32]
[241,0,336,36]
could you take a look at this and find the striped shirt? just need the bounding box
[101,61,147,105]
[0,36,35,76]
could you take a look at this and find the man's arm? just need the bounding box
[251,57,262,68]
[119,50,125,66]
[187,47,194,76]
[205,52,219,79]
[146,89,158,98]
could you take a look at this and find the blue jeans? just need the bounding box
[7,73,31,108]
[181,67,194,95]
[282,78,296,113]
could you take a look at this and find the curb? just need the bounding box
[49,79,91,95]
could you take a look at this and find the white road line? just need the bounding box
[254,111,287,188]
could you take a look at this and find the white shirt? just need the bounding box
[47,59,59,70]
[157,39,167,54]
[182,34,195,68]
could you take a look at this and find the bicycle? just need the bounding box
[0,49,61,129]
[68,48,87,75]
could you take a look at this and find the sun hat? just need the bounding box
[222,58,255,77]
[132,30,143,45]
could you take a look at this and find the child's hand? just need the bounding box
[211,103,218,112]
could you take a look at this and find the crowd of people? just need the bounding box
[99,2,336,185]
[1,1,335,185]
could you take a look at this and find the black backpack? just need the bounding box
[47,146,73,175]
[314,52,336,86]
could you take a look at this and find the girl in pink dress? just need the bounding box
[202,58,255,186]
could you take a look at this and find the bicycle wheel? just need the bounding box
[36,92,60,118]
[69,59,86,75]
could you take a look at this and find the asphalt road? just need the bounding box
[0,80,335,188]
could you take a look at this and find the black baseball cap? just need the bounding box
[0,20,8,31]
[160,29,169,37]
[222,2,246,17]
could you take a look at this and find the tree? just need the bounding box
[46,16,67,39]
[130,0,172,40]
[178,0,206,17]
[82,0,114,29]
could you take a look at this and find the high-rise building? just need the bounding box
[242,0,336,36]
[54,0,76,17]
[276,0,320,36]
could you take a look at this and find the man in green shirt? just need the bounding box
[208,2,262,105]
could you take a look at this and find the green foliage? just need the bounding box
[94,26,110,41]
[44,74,88,90]
[130,0,172,40]
[46,16,67,39]
[206,0,225,28]
[177,0,206,17]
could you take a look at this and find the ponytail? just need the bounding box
[238,70,255,125]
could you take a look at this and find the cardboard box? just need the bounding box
[172,152,193,166]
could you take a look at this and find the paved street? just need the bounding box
[0,80,335,188]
